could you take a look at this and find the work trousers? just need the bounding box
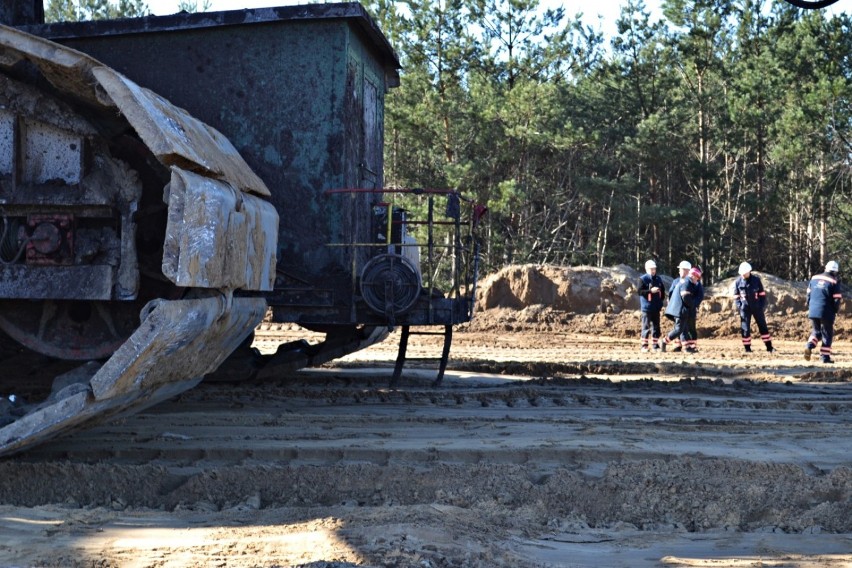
[740,309,771,347]
[808,317,835,357]
[641,311,661,345]
[666,315,695,343]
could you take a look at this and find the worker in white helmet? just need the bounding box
[733,262,775,353]
[638,260,665,352]
[662,266,701,353]
[805,261,842,363]
[664,260,692,352]
[685,266,705,352]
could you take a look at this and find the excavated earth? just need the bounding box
[1,266,851,567]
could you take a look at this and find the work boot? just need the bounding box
[804,344,813,361]
[765,341,775,353]
[672,346,682,353]
[685,346,697,354]
[744,345,752,353]
[822,355,834,364]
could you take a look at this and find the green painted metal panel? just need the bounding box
[29,4,399,323]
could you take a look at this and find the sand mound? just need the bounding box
[703,273,809,315]
[476,264,671,315]
[476,264,812,315]
[471,264,841,339]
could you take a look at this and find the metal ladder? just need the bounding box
[389,324,453,388]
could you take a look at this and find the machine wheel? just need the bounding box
[0,300,143,360]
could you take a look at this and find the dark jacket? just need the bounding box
[807,272,842,320]
[638,273,665,312]
[734,274,766,314]
[670,276,703,305]
[667,277,681,299]
[694,281,704,308]
[665,278,698,319]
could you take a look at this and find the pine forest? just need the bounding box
[368,0,852,284]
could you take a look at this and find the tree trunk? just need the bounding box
[597,189,616,268]
[697,70,711,281]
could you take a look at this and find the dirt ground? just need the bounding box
[1,315,851,567]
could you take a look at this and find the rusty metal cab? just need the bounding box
[24,4,476,331]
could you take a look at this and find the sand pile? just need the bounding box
[472,264,836,339]
[476,264,810,314]
[476,264,671,315]
[703,273,809,315]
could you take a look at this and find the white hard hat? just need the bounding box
[826,260,840,273]
[645,260,657,270]
[738,262,752,275]
[677,261,692,270]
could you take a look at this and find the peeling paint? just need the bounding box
[163,167,277,291]
[21,120,82,184]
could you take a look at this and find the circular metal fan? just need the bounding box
[360,253,421,317]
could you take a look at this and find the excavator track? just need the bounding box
[0,296,267,455]
[0,25,279,456]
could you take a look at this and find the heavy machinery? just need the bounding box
[0,2,480,456]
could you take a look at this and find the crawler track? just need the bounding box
[10,368,852,468]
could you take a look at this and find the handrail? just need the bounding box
[324,186,483,324]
